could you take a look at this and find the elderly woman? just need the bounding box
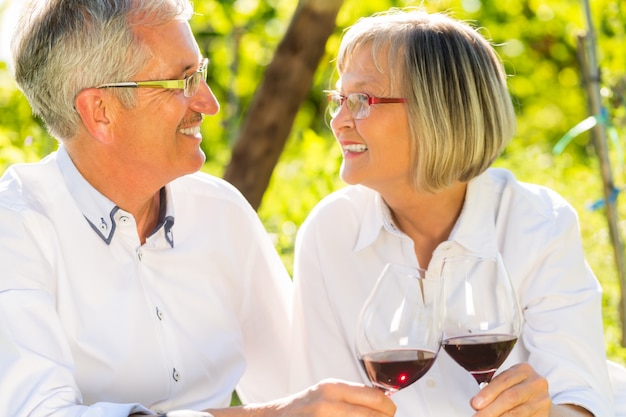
[290,8,613,416]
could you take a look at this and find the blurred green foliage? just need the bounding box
[1,0,625,363]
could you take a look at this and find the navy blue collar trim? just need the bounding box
[85,206,119,245]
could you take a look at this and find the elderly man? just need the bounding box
[0,1,395,417]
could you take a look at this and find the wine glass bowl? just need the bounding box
[441,254,521,388]
[355,263,443,396]
[359,349,437,394]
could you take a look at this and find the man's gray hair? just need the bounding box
[11,0,194,140]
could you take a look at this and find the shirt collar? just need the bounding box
[57,146,118,244]
[353,188,404,252]
[56,145,175,247]
[352,172,499,257]
[449,173,499,257]
[158,186,175,248]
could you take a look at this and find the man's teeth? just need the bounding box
[179,126,201,136]
[343,144,368,152]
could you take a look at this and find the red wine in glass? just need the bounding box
[441,255,521,390]
[442,334,517,387]
[360,349,437,394]
[355,264,443,397]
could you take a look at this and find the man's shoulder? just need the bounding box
[0,154,61,211]
[170,171,251,207]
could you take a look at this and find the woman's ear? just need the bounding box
[74,88,113,143]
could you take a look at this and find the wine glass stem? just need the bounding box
[376,387,394,397]
[479,382,489,390]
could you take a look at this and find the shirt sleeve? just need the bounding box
[289,215,365,393]
[503,197,614,416]
[232,201,293,403]
[0,207,153,417]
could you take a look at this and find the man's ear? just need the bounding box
[74,88,113,143]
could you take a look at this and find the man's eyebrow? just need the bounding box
[182,58,207,76]
[172,59,200,78]
[179,63,195,77]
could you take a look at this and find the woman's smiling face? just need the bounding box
[330,43,413,194]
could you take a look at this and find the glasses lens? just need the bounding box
[185,60,208,97]
[327,94,342,117]
[185,72,201,97]
[346,93,369,119]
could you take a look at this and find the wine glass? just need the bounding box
[355,263,443,396]
[441,254,521,389]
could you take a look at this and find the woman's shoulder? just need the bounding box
[486,167,575,219]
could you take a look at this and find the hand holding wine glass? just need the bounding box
[441,254,521,389]
[355,263,443,397]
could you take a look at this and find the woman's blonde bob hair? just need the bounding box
[336,8,517,193]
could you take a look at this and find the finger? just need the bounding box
[163,412,212,417]
[473,391,551,417]
[471,366,550,416]
[473,401,546,417]
[314,380,397,416]
[471,363,534,409]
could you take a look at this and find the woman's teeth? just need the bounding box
[343,144,368,152]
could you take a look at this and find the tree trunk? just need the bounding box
[223,0,344,210]
[577,0,626,345]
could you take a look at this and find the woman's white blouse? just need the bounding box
[291,167,613,416]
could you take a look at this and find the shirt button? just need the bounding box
[119,215,129,223]
[426,378,436,388]
[137,249,143,261]
[156,307,164,320]
[172,368,180,382]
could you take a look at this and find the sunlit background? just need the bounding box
[0,0,23,64]
[0,0,625,364]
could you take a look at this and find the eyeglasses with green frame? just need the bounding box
[325,90,407,120]
[96,58,208,97]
